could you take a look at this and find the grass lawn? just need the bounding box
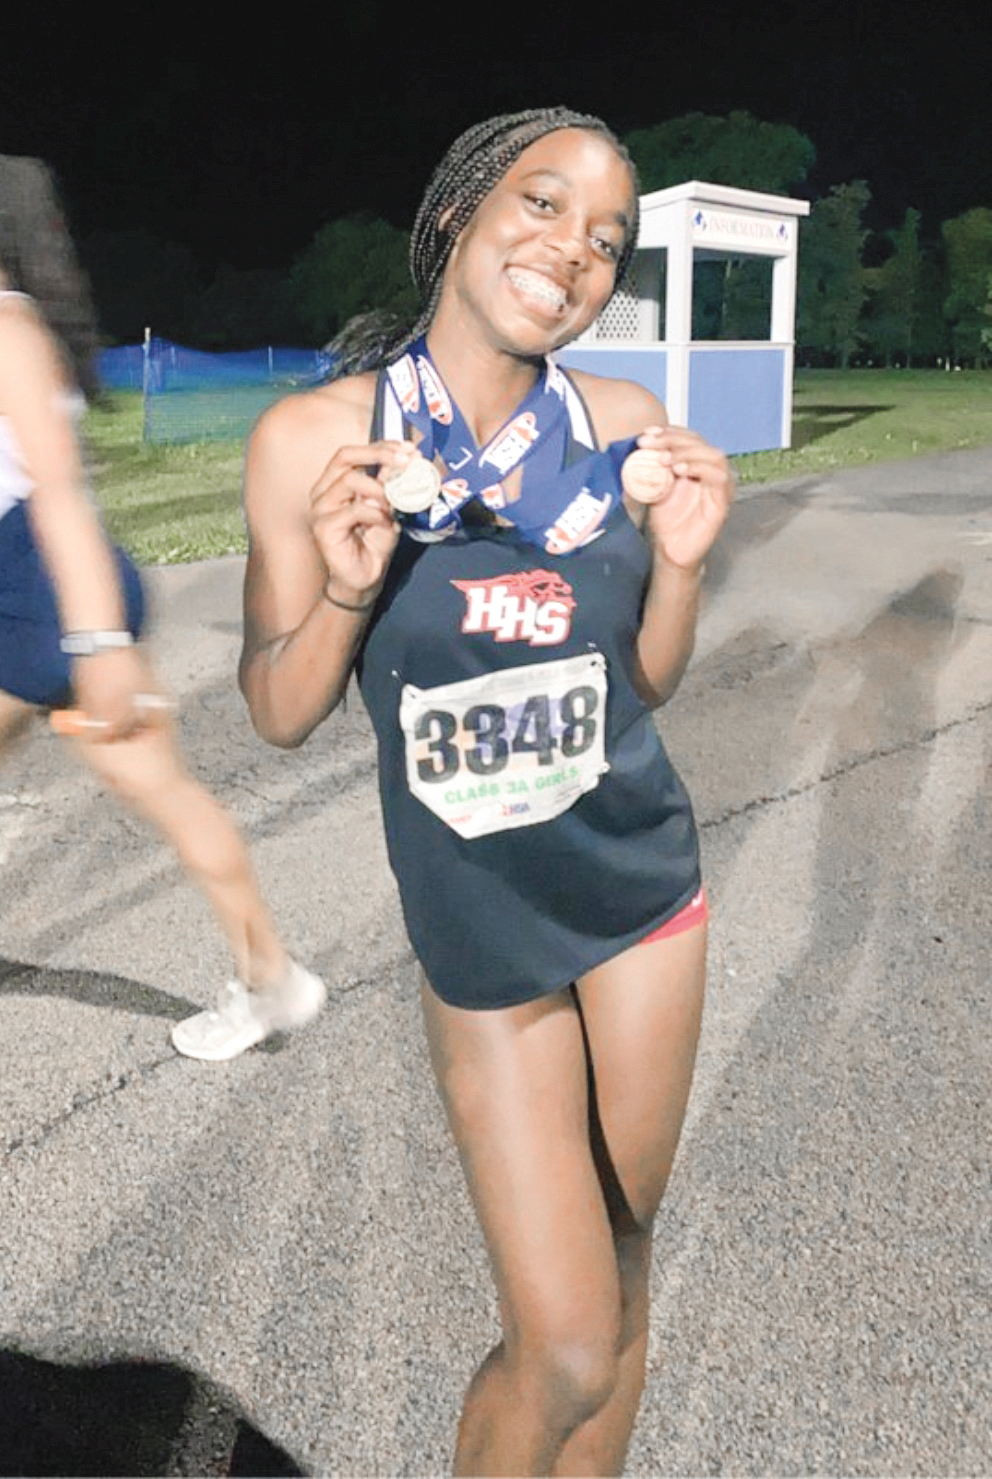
[735,368,992,485]
[85,393,248,566]
[85,371,992,566]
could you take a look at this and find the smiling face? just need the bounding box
[435,128,637,358]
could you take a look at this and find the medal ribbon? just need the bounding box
[384,337,637,557]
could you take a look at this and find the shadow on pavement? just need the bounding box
[0,1348,304,1477]
[0,957,196,1020]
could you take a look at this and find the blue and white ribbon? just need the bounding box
[381,337,637,556]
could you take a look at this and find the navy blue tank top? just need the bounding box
[357,380,701,1009]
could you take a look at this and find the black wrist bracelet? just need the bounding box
[322,585,375,614]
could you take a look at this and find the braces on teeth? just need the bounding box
[508,271,566,310]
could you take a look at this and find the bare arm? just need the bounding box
[631,423,735,705]
[632,550,706,708]
[0,297,154,736]
[571,372,735,708]
[238,384,409,748]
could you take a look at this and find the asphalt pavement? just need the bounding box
[1,447,990,1476]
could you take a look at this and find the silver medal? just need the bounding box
[384,455,442,513]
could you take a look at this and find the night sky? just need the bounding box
[2,0,990,272]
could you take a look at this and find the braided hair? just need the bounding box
[0,155,104,402]
[332,107,639,375]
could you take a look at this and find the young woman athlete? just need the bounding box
[0,155,325,1061]
[239,109,734,1475]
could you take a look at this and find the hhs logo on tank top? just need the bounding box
[451,570,575,647]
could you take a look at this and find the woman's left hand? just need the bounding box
[635,425,735,573]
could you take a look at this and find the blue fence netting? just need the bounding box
[98,338,334,444]
[98,344,146,392]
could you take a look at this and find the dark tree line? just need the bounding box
[79,216,415,353]
[626,113,992,369]
[80,112,992,368]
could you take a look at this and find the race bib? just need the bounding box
[399,652,609,839]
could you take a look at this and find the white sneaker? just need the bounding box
[171,961,327,1062]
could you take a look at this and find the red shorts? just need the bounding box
[641,888,708,945]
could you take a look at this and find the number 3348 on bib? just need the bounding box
[399,651,609,839]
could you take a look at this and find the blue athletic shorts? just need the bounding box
[0,501,145,707]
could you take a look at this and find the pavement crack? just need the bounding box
[3,1053,177,1159]
[3,951,418,1156]
[225,781,279,805]
[699,697,992,831]
[328,950,417,1000]
[226,755,378,815]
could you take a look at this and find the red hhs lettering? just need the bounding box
[451,570,576,647]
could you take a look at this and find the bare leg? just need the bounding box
[421,981,624,1477]
[553,921,707,1476]
[67,719,288,988]
[0,690,36,754]
[421,922,705,1477]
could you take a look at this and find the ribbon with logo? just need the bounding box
[382,336,637,557]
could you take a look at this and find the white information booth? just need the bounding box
[557,181,810,454]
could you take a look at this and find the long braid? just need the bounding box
[330,107,639,376]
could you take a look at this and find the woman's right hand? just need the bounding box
[70,646,170,743]
[308,440,411,603]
